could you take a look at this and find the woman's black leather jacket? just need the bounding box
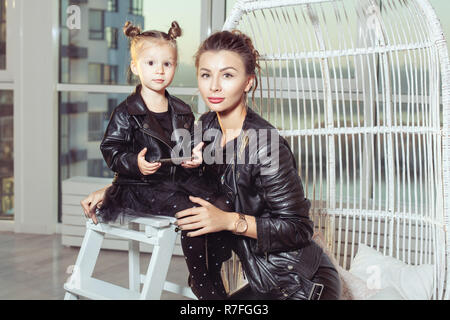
[100,85,196,184]
[199,108,325,300]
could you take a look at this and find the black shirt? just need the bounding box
[149,110,173,139]
[210,136,238,181]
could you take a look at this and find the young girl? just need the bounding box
[98,21,233,300]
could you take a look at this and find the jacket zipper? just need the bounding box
[222,131,249,190]
[139,127,173,151]
[139,127,177,181]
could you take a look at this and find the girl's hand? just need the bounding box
[138,148,162,175]
[175,196,236,237]
[181,142,204,169]
[80,185,110,225]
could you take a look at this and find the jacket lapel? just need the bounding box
[142,112,175,148]
[126,85,175,148]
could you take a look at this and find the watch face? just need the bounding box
[236,220,248,234]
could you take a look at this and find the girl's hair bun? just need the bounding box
[168,21,182,40]
[123,21,142,38]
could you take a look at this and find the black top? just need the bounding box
[209,136,238,185]
[149,110,173,139]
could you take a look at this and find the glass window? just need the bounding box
[88,63,117,85]
[89,9,105,40]
[59,91,128,182]
[142,0,201,87]
[88,112,106,142]
[0,0,6,70]
[106,27,118,49]
[0,90,13,220]
[104,65,118,84]
[108,0,118,12]
[88,63,102,84]
[59,0,201,87]
[88,159,113,178]
[129,0,143,15]
[58,0,203,222]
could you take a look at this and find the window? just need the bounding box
[61,1,145,85]
[88,63,102,84]
[88,63,118,84]
[88,112,106,141]
[104,65,118,84]
[0,0,6,70]
[108,98,117,115]
[89,9,105,40]
[106,27,118,49]
[58,0,203,198]
[59,91,128,183]
[107,0,118,12]
[0,90,13,220]
[129,0,143,15]
[88,159,114,178]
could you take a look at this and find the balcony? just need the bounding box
[61,45,88,59]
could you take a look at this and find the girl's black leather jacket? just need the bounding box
[100,85,196,184]
[199,108,325,300]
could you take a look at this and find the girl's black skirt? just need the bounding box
[97,173,231,224]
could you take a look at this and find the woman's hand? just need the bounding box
[80,185,109,225]
[138,148,162,175]
[175,196,236,237]
[181,142,205,169]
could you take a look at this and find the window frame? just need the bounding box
[55,0,226,225]
[0,0,14,82]
[0,0,14,228]
[88,9,105,41]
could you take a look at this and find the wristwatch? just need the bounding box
[234,213,248,235]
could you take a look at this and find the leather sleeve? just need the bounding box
[254,138,314,254]
[100,108,141,177]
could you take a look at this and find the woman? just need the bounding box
[81,30,341,300]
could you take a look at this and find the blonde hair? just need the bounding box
[124,21,182,62]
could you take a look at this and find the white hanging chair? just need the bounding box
[221,0,450,299]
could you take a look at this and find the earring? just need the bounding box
[243,92,249,109]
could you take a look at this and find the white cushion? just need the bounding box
[349,243,434,300]
[366,286,404,300]
[338,266,380,300]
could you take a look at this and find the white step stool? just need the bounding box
[63,216,197,300]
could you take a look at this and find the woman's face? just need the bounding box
[131,40,177,94]
[197,50,254,114]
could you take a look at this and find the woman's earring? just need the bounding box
[190,89,200,106]
[243,92,249,109]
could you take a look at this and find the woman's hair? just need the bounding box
[124,21,182,62]
[194,30,261,107]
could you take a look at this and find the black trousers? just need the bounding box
[180,196,234,300]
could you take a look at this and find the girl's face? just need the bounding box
[131,41,177,94]
[197,50,254,114]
